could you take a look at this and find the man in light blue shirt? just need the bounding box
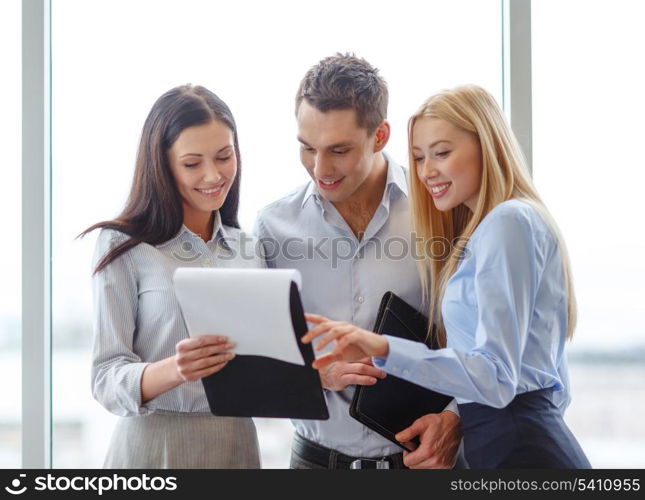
[254,54,462,469]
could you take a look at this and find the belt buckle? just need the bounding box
[349,457,390,470]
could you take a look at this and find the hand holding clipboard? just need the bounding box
[302,292,454,453]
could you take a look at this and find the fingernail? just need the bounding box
[227,353,235,359]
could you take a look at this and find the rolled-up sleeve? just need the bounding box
[90,230,151,417]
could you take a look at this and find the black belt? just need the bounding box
[292,433,406,469]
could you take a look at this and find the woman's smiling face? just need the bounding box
[411,116,483,212]
[167,119,237,222]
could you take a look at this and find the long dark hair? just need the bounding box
[79,84,242,275]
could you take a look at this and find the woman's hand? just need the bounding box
[174,335,237,382]
[302,313,389,370]
[140,335,236,402]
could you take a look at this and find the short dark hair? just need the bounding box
[295,53,388,133]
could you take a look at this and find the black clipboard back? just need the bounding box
[200,282,329,419]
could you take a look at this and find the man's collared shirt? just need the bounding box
[254,153,429,458]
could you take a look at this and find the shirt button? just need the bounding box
[402,369,410,376]
[202,258,213,266]
[357,296,364,303]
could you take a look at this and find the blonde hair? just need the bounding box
[408,84,577,346]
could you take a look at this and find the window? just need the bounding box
[0,0,22,468]
[51,0,502,467]
[532,0,645,467]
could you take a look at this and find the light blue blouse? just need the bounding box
[374,199,572,412]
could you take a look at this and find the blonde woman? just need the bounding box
[303,85,591,469]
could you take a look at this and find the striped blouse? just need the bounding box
[90,211,265,417]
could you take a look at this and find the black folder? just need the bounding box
[200,282,329,420]
[349,292,452,451]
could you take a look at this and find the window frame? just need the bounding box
[20,0,532,468]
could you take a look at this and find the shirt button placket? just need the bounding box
[193,239,211,267]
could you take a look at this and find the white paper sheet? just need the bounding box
[173,268,305,366]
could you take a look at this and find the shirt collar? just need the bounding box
[301,178,318,208]
[157,210,232,251]
[301,151,408,209]
[216,215,234,252]
[383,151,409,198]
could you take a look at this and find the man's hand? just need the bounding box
[395,411,462,469]
[318,357,386,391]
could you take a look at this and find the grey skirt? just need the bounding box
[103,410,261,469]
